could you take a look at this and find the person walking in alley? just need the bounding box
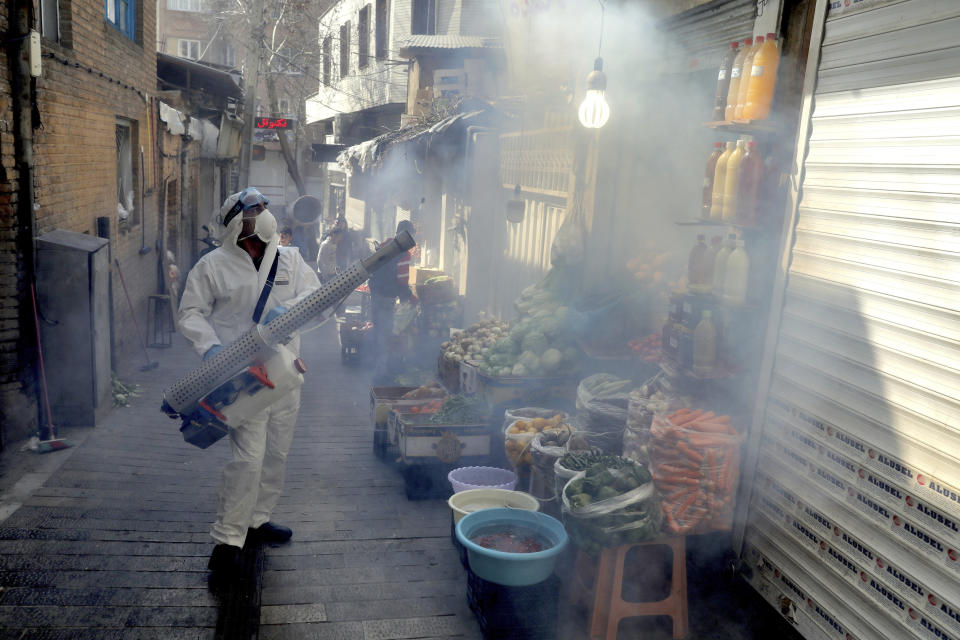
[178,187,320,576]
[316,217,350,283]
[369,219,415,382]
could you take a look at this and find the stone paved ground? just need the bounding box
[0,318,802,640]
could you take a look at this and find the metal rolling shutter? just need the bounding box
[740,2,960,640]
[658,0,757,74]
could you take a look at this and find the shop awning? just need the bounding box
[336,108,493,175]
[157,53,244,99]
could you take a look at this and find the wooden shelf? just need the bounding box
[702,119,779,135]
[675,219,728,227]
[660,357,738,381]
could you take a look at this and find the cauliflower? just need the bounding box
[511,363,528,376]
[541,348,563,373]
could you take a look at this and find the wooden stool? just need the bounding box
[578,537,689,640]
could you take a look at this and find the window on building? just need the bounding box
[411,0,435,35]
[358,5,370,69]
[166,0,203,11]
[106,0,135,40]
[40,0,60,42]
[322,36,332,86]
[375,0,387,60]
[277,98,291,115]
[177,38,200,60]
[339,22,350,78]
[116,119,135,223]
[224,42,236,67]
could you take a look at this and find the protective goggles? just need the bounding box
[222,188,269,226]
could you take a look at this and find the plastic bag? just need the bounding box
[393,301,419,335]
[622,389,654,464]
[649,411,745,535]
[575,374,632,426]
[503,413,569,469]
[560,462,661,555]
[502,407,567,433]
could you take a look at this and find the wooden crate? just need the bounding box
[391,410,491,465]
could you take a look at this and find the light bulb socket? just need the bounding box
[586,58,606,91]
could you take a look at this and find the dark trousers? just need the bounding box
[370,295,396,379]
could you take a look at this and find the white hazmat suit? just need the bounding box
[179,191,320,548]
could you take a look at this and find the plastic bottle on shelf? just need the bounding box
[743,33,781,121]
[734,35,763,120]
[687,234,709,292]
[710,142,735,219]
[704,235,722,285]
[725,38,751,121]
[712,42,739,121]
[701,142,723,219]
[736,141,763,227]
[724,240,750,306]
[693,310,718,376]
[712,232,737,296]
[722,139,746,221]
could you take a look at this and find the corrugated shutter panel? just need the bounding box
[743,2,960,640]
[657,0,757,74]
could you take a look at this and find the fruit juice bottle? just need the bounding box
[736,141,763,227]
[724,38,751,121]
[710,142,735,219]
[688,234,709,292]
[693,310,717,376]
[724,240,750,306]
[734,35,763,120]
[703,235,722,284]
[701,142,723,219]
[722,139,746,221]
[744,33,781,120]
[712,233,737,296]
[712,42,739,121]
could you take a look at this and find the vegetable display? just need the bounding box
[478,282,581,378]
[628,333,661,362]
[505,414,570,467]
[409,399,443,414]
[649,409,744,535]
[428,394,489,424]
[441,320,510,367]
[401,382,447,400]
[561,458,660,555]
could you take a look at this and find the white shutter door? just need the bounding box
[741,2,960,640]
[657,0,757,74]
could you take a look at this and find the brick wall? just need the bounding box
[0,0,36,448]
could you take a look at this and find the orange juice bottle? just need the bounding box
[724,38,751,121]
[744,33,781,120]
[722,139,746,221]
[710,142,735,219]
[734,35,763,120]
[701,142,723,219]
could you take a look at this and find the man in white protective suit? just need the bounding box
[178,187,320,576]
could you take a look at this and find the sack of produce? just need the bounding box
[503,407,568,432]
[649,409,745,535]
[561,458,661,555]
[622,377,691,464]
[504,414,569,469]
[576,374,633,422]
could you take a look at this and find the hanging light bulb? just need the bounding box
[578,57,609,129]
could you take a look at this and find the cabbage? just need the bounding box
[488,353,516,369]
[511,363,528,376]
[521,331,549,356]
[538,316,563,338]
[518,350,541,372]
[492,336,520,355]
[541,348,563,372]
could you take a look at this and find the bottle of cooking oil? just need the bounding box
[710,142,735,220]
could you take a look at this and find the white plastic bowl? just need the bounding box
[448,466,517,494]
[448,488,540,524]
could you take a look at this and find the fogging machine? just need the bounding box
[161,231,416,448]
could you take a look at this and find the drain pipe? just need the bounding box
[7,0,40,431]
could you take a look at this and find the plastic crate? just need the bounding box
[466,566,559,640]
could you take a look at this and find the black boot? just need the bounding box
[248,522,293,543]
[208,544,241,574]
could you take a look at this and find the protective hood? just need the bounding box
[216,190,280,291]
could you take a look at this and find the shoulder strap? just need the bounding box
[252,252,280,323]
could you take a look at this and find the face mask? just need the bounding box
[238,209,278,244]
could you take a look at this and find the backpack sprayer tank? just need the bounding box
[161,231,416,448]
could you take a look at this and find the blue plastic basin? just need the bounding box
[455,507,568,586]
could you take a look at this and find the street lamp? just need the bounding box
[578,57,609,129]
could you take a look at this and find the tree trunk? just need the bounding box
[267,74,307,197]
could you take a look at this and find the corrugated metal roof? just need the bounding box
[397,35,502,51]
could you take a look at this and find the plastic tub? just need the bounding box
[448,488,540,524]
[448,466,517,493]
[455,508,568,586]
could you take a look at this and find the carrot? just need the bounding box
[658,463,700,477]
[677,442,704,464]
[688,421,737,435]
[654,475,700,487]
[672,410,704,427]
